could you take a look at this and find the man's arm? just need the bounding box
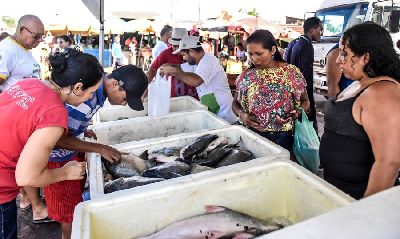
[15,127,86,187]
[145,67,156,83]
[159,65,204,87]
[55,133,122,162]
[299,90,310,113]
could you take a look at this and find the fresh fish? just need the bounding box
[188,145,233,167]
[102,154,153,178]
[190,164,213,174]
[180,134,218,161]
[102,156,140,179]
[102,164,113,182]
[141,161,191,179]
[149,146,182,163]
[196,137,230,158]
[104,176,164,193]
[149,154,180,163]
[139,150,149,160]
[151,147,181,157]
[137,205,285,239]
[216,149,254,168]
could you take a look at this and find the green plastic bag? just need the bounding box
[293,110,320,174]
[200,93,220,114]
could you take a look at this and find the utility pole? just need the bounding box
[170,0,173,22]
[198,0,201,22]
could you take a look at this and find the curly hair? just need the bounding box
[49,48,103,90]
[342,23,400,82]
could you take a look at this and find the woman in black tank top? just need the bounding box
[319,23,400,199]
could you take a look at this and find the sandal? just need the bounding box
[32,216,55,224]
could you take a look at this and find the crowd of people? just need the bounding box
[0,13,399,239]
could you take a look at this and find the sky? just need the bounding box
[0,0,323,25]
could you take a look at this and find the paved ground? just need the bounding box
[17,94,327,239]
[17,196,61,239]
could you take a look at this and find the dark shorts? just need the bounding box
[0,198,17,239]
[250,128,294,152]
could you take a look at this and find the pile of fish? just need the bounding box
[137,205,292,239]
[102,134,254,193]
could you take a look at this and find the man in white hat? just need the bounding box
[159,36,238,123]
[145,28,198,98]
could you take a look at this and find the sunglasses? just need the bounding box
[21,27,44,41]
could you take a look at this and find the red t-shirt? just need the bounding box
[151,47,198,99]
[0,79,68,203]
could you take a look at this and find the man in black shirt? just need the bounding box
[285,17,323,134]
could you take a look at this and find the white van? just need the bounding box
[313,0,400,96]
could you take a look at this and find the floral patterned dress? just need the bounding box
[236,63,306,132]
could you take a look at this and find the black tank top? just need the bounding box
[320,80,399,199]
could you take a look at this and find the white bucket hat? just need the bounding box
[168,28,188,45]
[172,36,202,54]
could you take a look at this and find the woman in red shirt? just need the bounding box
[0,48,103,239]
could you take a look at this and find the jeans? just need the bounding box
[0,198,17,239]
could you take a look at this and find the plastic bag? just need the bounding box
[147,71,171,116]
[293,110,320,174]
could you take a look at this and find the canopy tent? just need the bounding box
[232,16,285,37]
[89,16,127,35]
[42,13,95,35]
[124,19,154,33]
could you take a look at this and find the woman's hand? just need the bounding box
[275,110,301,124]
[62,160,87,180]
[239,111,260,128]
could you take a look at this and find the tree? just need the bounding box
[239,8,259,17]
[2,16,16,28]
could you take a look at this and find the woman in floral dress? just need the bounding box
[232,29,310,152]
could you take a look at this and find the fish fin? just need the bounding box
[205,205,226,213]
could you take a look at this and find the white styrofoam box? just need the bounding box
[93,96,207,124]
[73,158,354,239]
[88,126,290,198]
[262,186,400,239]
[89,110,230,146]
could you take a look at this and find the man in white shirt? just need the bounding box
[151,25,172,61]
[235,43,247,62]
[159,36,238,124]
[0,14,43,93]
